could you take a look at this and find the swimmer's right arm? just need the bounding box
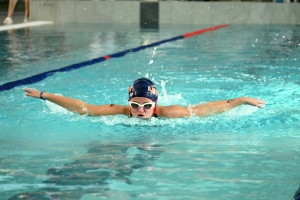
[23,89,129,116]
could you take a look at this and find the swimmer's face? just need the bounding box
[129,97,155,119]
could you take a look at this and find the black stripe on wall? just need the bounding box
[140,2,159,28]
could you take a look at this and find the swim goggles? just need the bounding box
[128,102,155,110]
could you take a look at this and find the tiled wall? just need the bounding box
[31,1,300,25]
[31,1,140,24]
[160,2,300,24]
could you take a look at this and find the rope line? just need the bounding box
[0,24,229,92]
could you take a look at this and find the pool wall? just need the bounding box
[30,1,300,25]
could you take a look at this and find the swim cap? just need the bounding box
[128,78,158,102]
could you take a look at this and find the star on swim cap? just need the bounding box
[128,78,158,102]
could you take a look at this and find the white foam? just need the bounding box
[44,93,75,115]
[224,105,259,117]
[0,21,53,32]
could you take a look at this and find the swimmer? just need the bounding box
[23,77,265,119]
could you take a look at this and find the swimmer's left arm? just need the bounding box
[189,97,265,117]
[157,97,265,118]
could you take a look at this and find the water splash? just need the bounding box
[44,94,74,116]
[148,60,154,65]
[148,48,157,65]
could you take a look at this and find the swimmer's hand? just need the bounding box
[23,88,42,99]
[242,97,266,108]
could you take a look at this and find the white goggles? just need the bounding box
[128,102,155,110]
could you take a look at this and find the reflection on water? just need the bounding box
[2,27,68,64]
[1,24,299,86]
[8,142,162,199]
[0,27,68,84]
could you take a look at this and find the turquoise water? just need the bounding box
[0,24,300,199]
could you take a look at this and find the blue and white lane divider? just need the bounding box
[0,24,229,92]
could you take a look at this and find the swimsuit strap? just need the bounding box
[152,106,158,118]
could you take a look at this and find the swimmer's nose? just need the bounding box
[137,106,144,112]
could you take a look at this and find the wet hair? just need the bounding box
[128,78,158,102]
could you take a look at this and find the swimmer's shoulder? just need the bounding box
[155,104,190,118]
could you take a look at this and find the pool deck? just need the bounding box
[0,11,25,24]
[0,11,53,31]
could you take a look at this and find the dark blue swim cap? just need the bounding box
[128,78,158,102]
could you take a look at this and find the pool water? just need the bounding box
[0,23,300,200]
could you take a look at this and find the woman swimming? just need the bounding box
[23,77,265,119]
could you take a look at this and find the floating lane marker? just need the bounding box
[182,24,229,38]
[0,21,54,32]
[103,55,111,60]
[0,24,229,92]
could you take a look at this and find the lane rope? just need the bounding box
[0,24,229,92]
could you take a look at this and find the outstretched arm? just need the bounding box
[157,97,265,118]
[190,97,265,116]
[23,89,129,116]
